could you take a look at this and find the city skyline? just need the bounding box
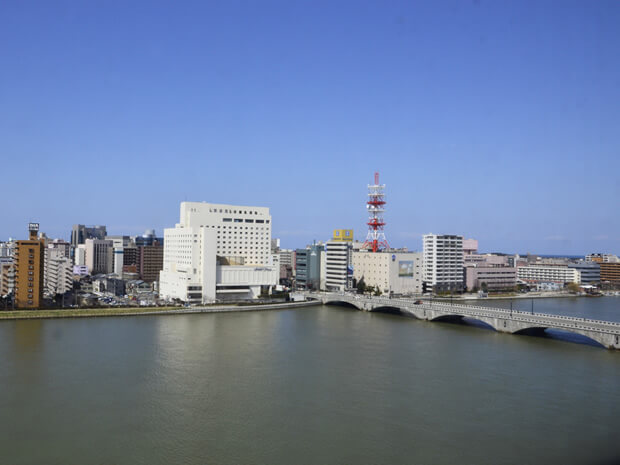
[2,1,619,255]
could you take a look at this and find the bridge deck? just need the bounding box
[305,292,620,350]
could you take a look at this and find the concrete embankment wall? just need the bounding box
[0,300,319,321]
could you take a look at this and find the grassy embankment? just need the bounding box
[0,306,185,320]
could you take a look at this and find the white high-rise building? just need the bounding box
[423,234,464,292]
[159,202,277,303]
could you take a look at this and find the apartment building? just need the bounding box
[14,223,46,309]
[423,234,464,292]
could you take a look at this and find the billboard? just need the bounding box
[398,260,414,278]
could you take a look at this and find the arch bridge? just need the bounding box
[304,292,620,350]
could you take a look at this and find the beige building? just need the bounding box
[352,250,423,295]
[85,239,113,275]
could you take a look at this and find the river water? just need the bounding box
[1,298,619,464]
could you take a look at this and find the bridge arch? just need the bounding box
[368,305,403,315]
[321,299,364,311]
[430,313,498,331]
[512,325,606,348]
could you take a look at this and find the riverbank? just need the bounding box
[0,300,317,321]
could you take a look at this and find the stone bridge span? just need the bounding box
[305,292,620,350]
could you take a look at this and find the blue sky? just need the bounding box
[1,0,619,255]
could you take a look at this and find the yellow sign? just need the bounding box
[332,229,353,241]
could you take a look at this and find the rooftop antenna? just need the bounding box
[362,172,389,252]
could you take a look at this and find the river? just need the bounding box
[1,297,619,464]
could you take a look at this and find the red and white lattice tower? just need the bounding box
[362,172,389,253]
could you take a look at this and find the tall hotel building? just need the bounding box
[423,234,464,292]
[159,202,277,303]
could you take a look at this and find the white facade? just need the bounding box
[45,247,73,296]
[159,202,277,303]
[423,234,464,292]
[324,240,351,291]
[352,251,423,295]
[113,247,124,276]
[74,244,86,266]
[517,265,580,284]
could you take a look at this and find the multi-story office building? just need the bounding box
[71,224,107,247]
[85,239,114,275]
[276,249,295,282]
[159,202,277,303]
[517,265,580,284]
[464,266,517,292]
[295,244,324,290]
[568,262,600,284]
[138,240,164,282]
[352,250,423,295]
[600,263,620,284]
[423,234,464,292]
[14,223,46,309]
[324,229,354,291]
[44,247,73,296]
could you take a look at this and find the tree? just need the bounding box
[373,286,382,296]
[481,282,488,293]
[356,277,367,294]
[567,282,580,293]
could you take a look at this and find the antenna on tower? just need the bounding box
[362,172,389,253]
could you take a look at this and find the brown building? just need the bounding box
[600,263,620,284]
[14,223,46,309]
[138,243,164,282]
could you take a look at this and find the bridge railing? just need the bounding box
[305,292,620,333]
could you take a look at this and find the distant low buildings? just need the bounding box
[586,253,620,263]
[517,265,580,285]
[71,224,107,248]
[568,262,600,284]
[600,262,620,284]
[465,266,517,292]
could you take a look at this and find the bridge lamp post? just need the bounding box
[531,298,534,315]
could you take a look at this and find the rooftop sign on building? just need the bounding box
[332,229,353,242]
